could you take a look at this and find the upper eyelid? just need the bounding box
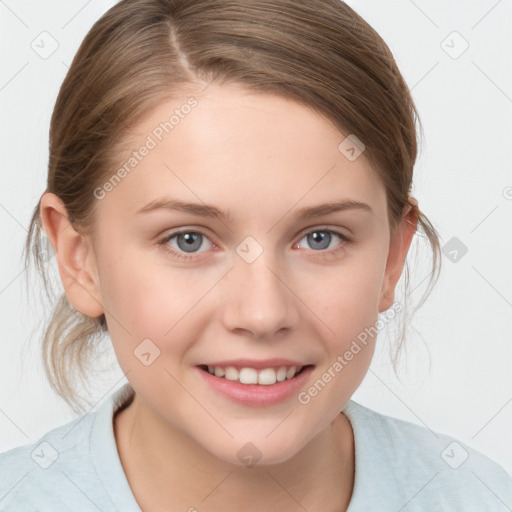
[295,225,349,239]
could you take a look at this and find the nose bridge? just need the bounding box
[222,239,299,338]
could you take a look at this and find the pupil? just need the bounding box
[309,231,330,250]
[178,232,202,252]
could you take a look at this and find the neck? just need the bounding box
[114,394,355,512]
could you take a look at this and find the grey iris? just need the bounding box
[177,232,202,252]
[308,231,331,250]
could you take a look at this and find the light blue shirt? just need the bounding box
[1,383,511,511]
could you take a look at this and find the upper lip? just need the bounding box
[198,358,311,370]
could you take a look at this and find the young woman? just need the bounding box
[1,1,510,510]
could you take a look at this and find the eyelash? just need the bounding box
[157,227,351,262]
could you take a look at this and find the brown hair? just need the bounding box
[24,0,441,413]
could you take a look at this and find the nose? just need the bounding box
[221,251,300,340]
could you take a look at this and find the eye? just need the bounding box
[295,228,349,253]
[157,226,350,262]
[158,229,215,261]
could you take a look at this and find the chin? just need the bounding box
[201,435,304,469]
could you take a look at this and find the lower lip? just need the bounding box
[196,365,314,406]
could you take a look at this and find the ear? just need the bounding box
[39,192,104,318]
[378,198,418,312]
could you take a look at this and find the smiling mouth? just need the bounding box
[197,364,312,385]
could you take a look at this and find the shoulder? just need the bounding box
[343,400,512,511]
[0,383,138,511]
[0,411,97,510]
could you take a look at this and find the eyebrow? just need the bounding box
[135,198,373,221]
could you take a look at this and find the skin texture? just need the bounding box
[40,83,417,511]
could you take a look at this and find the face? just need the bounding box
[53,83,411,465]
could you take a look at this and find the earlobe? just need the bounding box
[39,192,104,318]
[378,198,418,313]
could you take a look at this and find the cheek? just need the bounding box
[97,245,179,327]
[308,245,388,332]
[96,247,221,361]
[298,257,385,415]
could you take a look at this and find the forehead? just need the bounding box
[97,83,387,222]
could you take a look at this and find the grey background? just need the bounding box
[1,0,511,476]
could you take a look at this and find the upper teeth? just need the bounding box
[207,365,302,385]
